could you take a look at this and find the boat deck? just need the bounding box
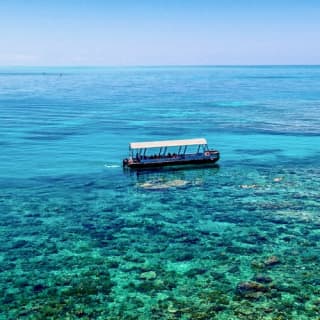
[126,151,219,168]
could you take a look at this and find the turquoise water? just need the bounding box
[1,66,320,319]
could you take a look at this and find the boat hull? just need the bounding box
[125,155,219,169]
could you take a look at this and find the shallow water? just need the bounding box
[1,66,320,319]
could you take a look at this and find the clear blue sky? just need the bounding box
[0,0,319,66]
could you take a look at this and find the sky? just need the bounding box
[0,0,319,66]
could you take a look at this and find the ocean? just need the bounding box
[1,66,320,319]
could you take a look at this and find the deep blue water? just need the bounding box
[1,66,320,319]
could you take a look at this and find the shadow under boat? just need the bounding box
[125,164,220,191]
[124,163,220,176]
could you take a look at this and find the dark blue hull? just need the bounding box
[126,154,219,169]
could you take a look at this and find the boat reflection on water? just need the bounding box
[125,164,220,191]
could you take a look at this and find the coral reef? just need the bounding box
[1,165,320,319]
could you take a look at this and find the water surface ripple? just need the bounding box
[1,66,320,319]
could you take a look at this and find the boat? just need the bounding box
[123,138,219,168]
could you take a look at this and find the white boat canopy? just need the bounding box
[130,138,207,150]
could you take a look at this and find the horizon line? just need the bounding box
[0,64,320,68]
